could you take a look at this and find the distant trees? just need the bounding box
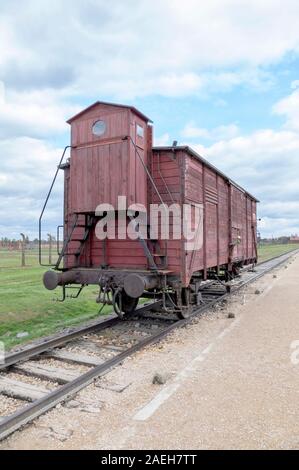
[0,237,19,249]
[259,236,291,245]
[0,236,56,249]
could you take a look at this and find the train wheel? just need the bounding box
[115,291,139,315]
[175,288,193,319]
[176,306,192,320]
[232,265,241,277]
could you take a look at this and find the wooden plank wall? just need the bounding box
[149,150,184,272]
[183,153,257,285]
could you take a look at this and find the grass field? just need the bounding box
[0,249,112,350]
[257,243,298,263]
[0,243,298,350]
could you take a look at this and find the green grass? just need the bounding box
[257,243,298,263]
[0,243,298,351]
[0,249,112,350]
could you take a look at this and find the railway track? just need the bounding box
[0,250,298,441]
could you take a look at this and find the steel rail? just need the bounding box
[0,250,298,441]
[256,247,299,268]
[244,249,299,283]
[1,301,161,371]
[0,293,227,441]
[3,250,296,371]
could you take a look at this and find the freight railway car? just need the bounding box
[42,101,258,318]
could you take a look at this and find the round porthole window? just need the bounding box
[92,120,106,136]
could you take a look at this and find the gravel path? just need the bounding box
[1,254,299,450]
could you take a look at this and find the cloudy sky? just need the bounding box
[1,0,299,239]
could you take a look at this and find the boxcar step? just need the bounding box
[0,376,48,402]
[12,363,82,385]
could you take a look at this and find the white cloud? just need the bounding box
[1,0,299,239]
[0,81,79,138]
[96,73,204,100]
[0,0,299,99]
[154,133,171,146]
[182,122,239,140]
[213,98,228,107]
[0,137,65,238]
[258,217,299,238]
[0,0,297,149]
[185,127,299,237]
[273,88,299,131]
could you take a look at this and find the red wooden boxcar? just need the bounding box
[43,101,258,318]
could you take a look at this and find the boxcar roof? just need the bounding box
[67,101,153,124]
[153,145,259,202]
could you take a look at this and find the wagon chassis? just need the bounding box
[0,250,297,442]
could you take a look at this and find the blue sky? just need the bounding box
[0,0,299,239]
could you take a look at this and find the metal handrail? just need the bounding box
[39,145,71,266]
[55,213,79,270]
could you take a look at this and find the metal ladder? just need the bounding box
[127,215,167,270]
[55,214,94,269]
[147,226,168,269]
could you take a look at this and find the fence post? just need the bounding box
[20,233,26,267]
[47,233,53,265]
